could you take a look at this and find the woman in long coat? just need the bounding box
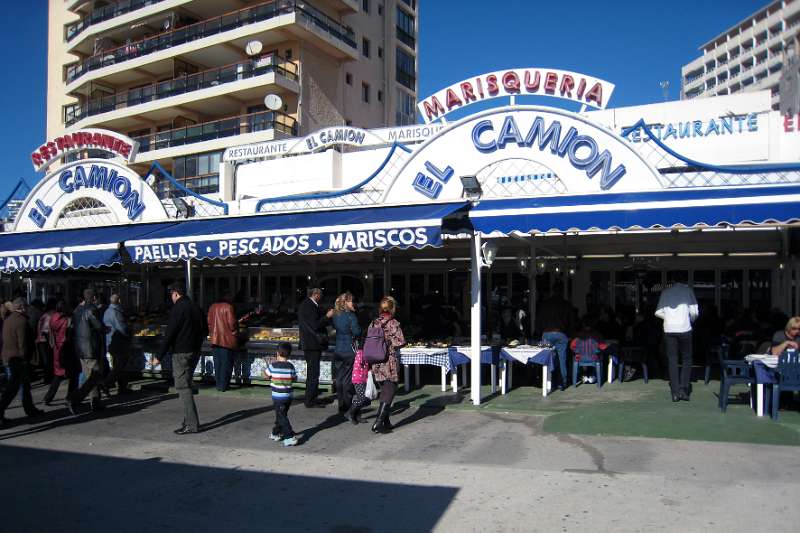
[43,300,78,405]
[369,296,405,434]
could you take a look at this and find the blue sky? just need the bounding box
[0,0,764,201]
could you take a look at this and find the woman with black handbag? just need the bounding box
[332,292,361,418]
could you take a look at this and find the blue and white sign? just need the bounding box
[13,159,167,232]
[124,203,466,264]
[382,106,663,204]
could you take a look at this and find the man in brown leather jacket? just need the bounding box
[0,298,44,427]
[208,293,238,392]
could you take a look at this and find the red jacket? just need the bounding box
[207,302,238,350]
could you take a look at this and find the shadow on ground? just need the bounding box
[0,445,458,533]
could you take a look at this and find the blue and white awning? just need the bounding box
[470,185,800,235]
[125,202,469,264]
[0,222,174,272]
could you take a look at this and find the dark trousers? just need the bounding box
[0,358,37,417]
[173,352,199,431]
[351,382,369,411]
[44,374,78,404]
[104,348,130,392]
[212,346,234,391]
[71,359,105,403]
[379,380,397,405]
[272,400,294,438]
[37,342,53,383]
[664,332,693,393]
[304,349,321,405]
[333,353,354,412]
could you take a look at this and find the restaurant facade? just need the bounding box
[3,69,800,404]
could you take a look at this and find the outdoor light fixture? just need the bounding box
[481,241,499,267]
[460,175,482,200]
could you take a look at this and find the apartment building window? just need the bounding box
[362,37,371,58]
[378,46,383,59]
[395,89,415,125]
[396,7,415,48]
[400,0,416,9]
[346,72,353,85]
[396,48,416,90]
[159,152,221,197]
[378,4,383,15]
[362,0,370,13]
[362,82,370,103]
[378,90,383,102]
[128,128,151,152]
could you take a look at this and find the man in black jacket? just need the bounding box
[298,288,333,408]
[155,282,205,434]
[68,289,107,414]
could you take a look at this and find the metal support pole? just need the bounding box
[471,231,483,406]
[186,258,193,299]
[529,242,536,339]
[383,253,391,295]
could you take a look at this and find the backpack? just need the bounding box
[363,319,389,364]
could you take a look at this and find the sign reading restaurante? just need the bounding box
[31,128,139,173]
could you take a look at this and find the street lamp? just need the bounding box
[481,241,499,268]
[460,175,482,200]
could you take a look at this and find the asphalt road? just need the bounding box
[1,385,799,532]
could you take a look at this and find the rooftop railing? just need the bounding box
[131,110,297,154]
[66,0,355,84]
[64,53,297,126]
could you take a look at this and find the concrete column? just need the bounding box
[471,231,483,406]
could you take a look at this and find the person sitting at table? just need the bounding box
[770,316,800,355]
[498,307,524,343]
[570,325,608,384]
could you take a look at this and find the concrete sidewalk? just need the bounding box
[1,381,799,532]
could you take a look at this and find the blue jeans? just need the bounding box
[213,346,234,391]
[543,331,569,387]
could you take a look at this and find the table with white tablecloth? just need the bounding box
[745,354,778,417]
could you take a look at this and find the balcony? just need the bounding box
[65,0,356,85]
[64,54,298,127]
[396,27,415,49]
[66,0,166,42]
[131,110,297,155]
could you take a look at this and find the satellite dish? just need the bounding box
[264,93,283,111]
[245,40,263,56]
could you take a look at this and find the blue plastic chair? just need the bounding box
[619,346,649,384]
[572,338,603,389]
[770,350,800,421]
[717,342,754,413]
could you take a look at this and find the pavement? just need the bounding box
[2,378,800,532]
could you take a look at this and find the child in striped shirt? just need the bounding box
[264,342,298,447]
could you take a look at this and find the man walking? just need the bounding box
[297,288,333,408]
[155,283,204,434]
[207,293,237,392]
[655,273,699,402]
[0,298,44,428]
[103,294,132,395]
[68,289,107,414]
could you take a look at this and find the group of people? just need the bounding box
[0,289,132,427]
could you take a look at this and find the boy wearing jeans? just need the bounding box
[264,342,298,446]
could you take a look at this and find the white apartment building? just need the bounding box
[681,0,800,109]
[47,0,418,198]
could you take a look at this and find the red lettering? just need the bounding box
[476,78,484,98]
[118,142,131,158]
[101,134,115,150]
[111,138,122,153]
[445,88,463,110]
[91,132,103,146]
[576,79,587,100]
[80,132,93,145]
[486,75,499,95]
[502,71,521,93]
[62,134,76,148]
[55,137,66,151]
[524,71,540,92]
[785,114,795,133]
[47,142,58,158]
[544,72,558,94]
[31,152,43,166]
[422,96,446,120]
[585,82,603,106]
[460,82,477,103]
[559,75,575,98]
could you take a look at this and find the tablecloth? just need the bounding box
[398,348,453,373]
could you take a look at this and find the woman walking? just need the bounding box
[43,300,78,405]
[332,292,360,416]
[369,296,405,434]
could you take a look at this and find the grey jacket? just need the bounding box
[74,302,104,359]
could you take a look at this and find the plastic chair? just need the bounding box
[619,346,649,383]
[718,342,754,413]
[572,338,603,389]
[770,350,800,421]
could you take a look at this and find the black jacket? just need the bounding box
[298,298,328,351]
[160,296,205,358]
[74,303,104,359]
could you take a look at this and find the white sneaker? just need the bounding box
[581,375,589,384]
[587,376,597,384]
[268,433,282,441]
[282,436,298,447]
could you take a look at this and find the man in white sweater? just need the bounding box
[655,273,699,402]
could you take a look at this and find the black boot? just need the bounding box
[371,402,387,433]
[90,398,105,413]
[347,405,361,425]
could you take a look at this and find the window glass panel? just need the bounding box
[720,270,744,321]
[749,269,772,314]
